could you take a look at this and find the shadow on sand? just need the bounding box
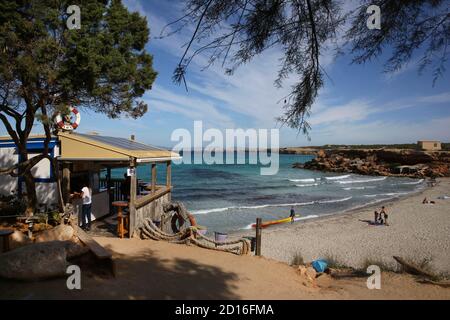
[0,245,240,300]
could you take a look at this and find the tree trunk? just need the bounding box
[22,170,37,217]
[17,146,37,216]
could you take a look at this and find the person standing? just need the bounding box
[290,206,296,223]
[380,206,389,226]
[121,173,131,201]
[81,181,92,231]
[374,210,379,224]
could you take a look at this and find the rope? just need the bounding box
[140,217,250,255]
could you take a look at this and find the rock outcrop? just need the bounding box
[293,149,450,178]
[34,224,74,243]
[0,240,88,280]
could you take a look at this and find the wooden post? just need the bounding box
[129,158,137,238]
[166,161,171,188]
[106,167,112,214]
[62,163,71,204]
[255,218,262,256]
[151,163,156,193]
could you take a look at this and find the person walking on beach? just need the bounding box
[380,206,389,226]
[81,180,92,231]
[290,206,295,223]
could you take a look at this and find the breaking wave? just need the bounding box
[324,174,351,180]
[337,177,387,184]
[318,196,353,204]
[343,186,376,190]
[399,179,424,185]
[296,183,320,187]
[191,201,315,215]
[289,178,316,183]
[364,192,410,198]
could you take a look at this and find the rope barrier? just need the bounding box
[140,217,250,255]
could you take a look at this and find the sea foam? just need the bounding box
[337,177,387,184]
[324,174,351,180]
[289,178,316,183]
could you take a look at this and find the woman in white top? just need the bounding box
[81,181,92,231]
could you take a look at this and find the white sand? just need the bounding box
[241,178,450,276]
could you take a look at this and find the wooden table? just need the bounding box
[0,229,14,253]
[112,201,129,239]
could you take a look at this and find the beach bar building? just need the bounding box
[0,132,180,237]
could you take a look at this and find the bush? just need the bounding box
[291,252,305,266]
[0,194,27,218]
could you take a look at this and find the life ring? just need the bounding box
[188,214,197,227]
[55,106,81,131]
[171,213,197,233]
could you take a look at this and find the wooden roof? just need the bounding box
[57,132,180,162]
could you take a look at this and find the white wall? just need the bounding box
[0,147,18,197]
[35,182,59,207]
[0,145,58,206]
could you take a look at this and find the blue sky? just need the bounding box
[3,0,450,147]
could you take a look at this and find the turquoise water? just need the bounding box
[108,153,425,233]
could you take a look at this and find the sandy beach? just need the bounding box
[1,235,449,300]
[1,179,449,300]
[240,178,450,276]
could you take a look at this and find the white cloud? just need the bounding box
[418,92,450,104]
[309,100,374,125]
[146,85,235,128]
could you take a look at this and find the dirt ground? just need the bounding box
[1,237,449,300]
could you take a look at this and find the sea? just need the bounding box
[107,152,426,234]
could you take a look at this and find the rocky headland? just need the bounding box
[292,148,450,178]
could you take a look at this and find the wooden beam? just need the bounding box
[255,218,262,256]
[74,225,112,259]
[135,186,172,209]
[106,167,112,214]
[62,163,71,204]
[129,158,137,238]
[166,161,171,188]
[151,163,156,193]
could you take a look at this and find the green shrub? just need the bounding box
[291,252,305,266]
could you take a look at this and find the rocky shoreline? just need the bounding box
[292,148,450,178]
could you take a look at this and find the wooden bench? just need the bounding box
[73,225,115,276]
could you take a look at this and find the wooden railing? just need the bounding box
[135,185,172,209]
[100,178,126,202]
[99,179,170,204]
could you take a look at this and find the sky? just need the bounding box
[2,0,450,148]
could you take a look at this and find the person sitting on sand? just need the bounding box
[380,206,389,226]
[422,197,436,204]
[290,206,295,224]
[374,210,379,224]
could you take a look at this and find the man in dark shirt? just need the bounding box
[290,207,295,223]
[121,173,131,201]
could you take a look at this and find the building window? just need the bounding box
[434,143,437,147]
